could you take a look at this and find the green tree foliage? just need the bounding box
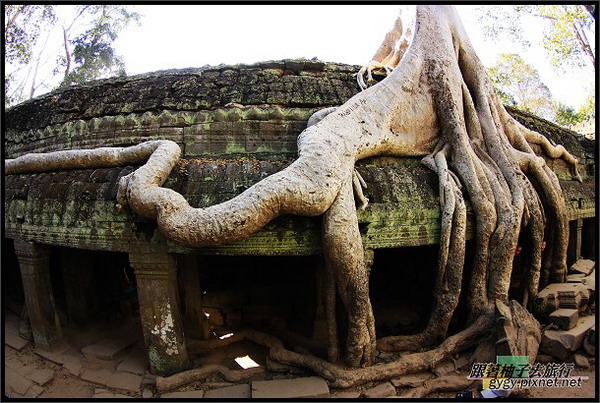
[4,5,56,105]
[554,103,581,127]
[487,53,555,121]
[4,5,140,106]
[554,92,596,127]
[478,5,595,69]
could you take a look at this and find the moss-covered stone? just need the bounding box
[3,60,595,255]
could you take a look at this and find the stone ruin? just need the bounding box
[3,59,596,396]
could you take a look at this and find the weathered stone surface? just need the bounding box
[34,343,71,364]
[332,389,361,398]
[567,273,586,283]
[13,240,63,351]
[391,372,434,388]
[533,282,590,317]
[105,372,143,392]
[92,389,115,399]
[535,354,555,363]
[574,353,591,369]
[5,331,31,351]
[25,368,54,386]
[160,390,205,398]
[570,259,595,275]
[549,309,579,330]
[4,62,593,259]
[540,315,595,359]
[583,325,595,356]
[4,311,32,351]
[5,367,34,395]
[23,384,44,398]
[80,368,114,385]
[205,384,251,399]
[81,333,139,360]
[362,382,396,398]
[62,355,83,376]
[251,376,329,399]
[117,350,148,375]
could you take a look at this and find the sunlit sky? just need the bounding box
[10,5,596,109]
[111,5,593,108]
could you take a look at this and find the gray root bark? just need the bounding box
[5,5,581,388]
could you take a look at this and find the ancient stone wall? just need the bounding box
[4,60,595,256]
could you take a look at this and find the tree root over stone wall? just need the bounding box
[5,5,578,397]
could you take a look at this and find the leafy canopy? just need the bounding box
[478,4,595,69]
[4,5,140,106]
[487,53,555,121]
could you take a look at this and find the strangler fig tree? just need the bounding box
[5,5,581,387]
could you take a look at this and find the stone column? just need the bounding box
[13,240,63,350]
[129,247,189,375]
[574,218,583,262]
[568,219,584,265]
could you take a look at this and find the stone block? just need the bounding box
[5,367,34,396]
[548,309,579,330]
[25,368,54,386]
[142,389,153,398]
[362,382,396,398]
[583,326,595,356]
[251,376,329,398]
[333,389,361,398]
[205,384,251,398]
[23,384,44,398]
[160,390,205,398]
[574,353,590,369]
[540,315,595,359]
[391,372,434,388]
[34,342,70,364]
[82,333,138,360]
[106,372,143,392]
[5,331,31,351]
[567,273,586,283]
[117,351,148,375]
[92,392,115,399]
[533,282,589,317]
[582,270,595,295]
[80,368,114,386]
[570,259,595,275]
[62,355,83,377]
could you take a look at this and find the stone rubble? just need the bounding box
[535,258,596,362]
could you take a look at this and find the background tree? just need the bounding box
[4,5,56,105]
[478,4,595,69]
[554,92,596,129]
[487,53,555,121]
[4,4,140,106]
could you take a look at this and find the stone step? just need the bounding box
[533,282,590,317]
[82,332,139,361]
[251,376,329,399]
[540,315,595,360]
[569,259,595,275]
[548,309,579,330]
[362,382,396,398]
[583,326,595,356]
[205,384,251,398]
[160,390,205,398]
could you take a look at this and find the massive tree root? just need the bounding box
[5,5,581,396]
